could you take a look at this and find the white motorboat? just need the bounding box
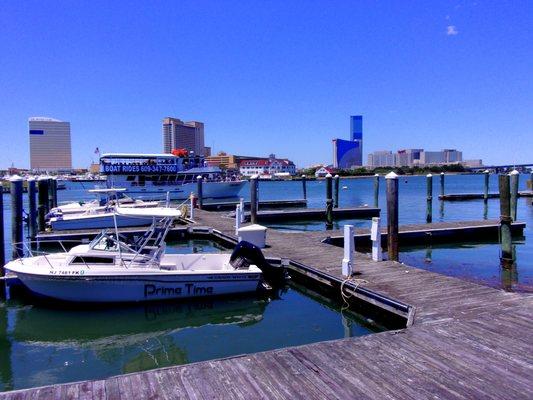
[48,188,159,217]
[5,208,283,303]
[47,188,168,231]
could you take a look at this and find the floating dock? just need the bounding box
[248,206,380,222]
[5,209,532,399]
[439,191,533,201]
[202,198,307,211]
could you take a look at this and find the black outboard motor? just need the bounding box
[230,241,287,287]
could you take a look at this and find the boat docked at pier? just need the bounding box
[5,208,284,303]
[100,153,245,201]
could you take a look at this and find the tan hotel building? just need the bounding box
[29,117,72,171]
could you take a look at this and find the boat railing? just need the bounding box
[14,239,84,269]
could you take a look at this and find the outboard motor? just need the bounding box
[230,241,287,287]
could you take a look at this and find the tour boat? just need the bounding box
[5,208,284,303]
[100,153,245,201]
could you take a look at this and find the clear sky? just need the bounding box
[1,0,531,169]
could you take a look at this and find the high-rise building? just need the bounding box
[162,117,207,155]
[29,117,72,171]
[396,149,423,167]
[367,150,397,167]
[332,115,363,168]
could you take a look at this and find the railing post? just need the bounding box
[301,175,307,200]
[10,175,24,260]
[386,172,399,261]
[196,176,203,209]
[440,172,445,197]
[371,217,382,261]
[27,178,37,240]
[325,173,333,229]
[498,174,513,261]
[235,204,241,236]
[509,169,519,222]
[374,173,380,208]
[333,175,340,208]
[342,224,354,277]
[250,175,258,224]
[37,177,49,232]
[483,170,490,201]
[426,173,433,223]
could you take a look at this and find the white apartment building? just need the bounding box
[29,117,72,171]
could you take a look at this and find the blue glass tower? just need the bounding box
[350,115,363,141]
[333,115,363,168]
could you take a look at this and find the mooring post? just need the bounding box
[47,178,55,211]
[37,177,49,232]
[189,193,195,220]
[235,204,241,236]
[0,183,5,271]
[509,169,519,222]
[250,175,258,224]
[374,173,379,208]
[342,224,354,277]
[386,172,399,261]
[483,170,490,201]
[27,178,37,240]
[440,172,445,197]
[371,216,382,261]
[325,173,333,229]
[333,175,340,208]
[498,174,513,261]
[51,178,58,208]
[196,176,203,209]
[10,176,24,260]
[239,198,245,222]
[426,173,433,223]
[301,175,307,200]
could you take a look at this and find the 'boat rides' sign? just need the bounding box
[102,164,179,174]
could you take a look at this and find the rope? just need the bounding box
[340,277,368,313]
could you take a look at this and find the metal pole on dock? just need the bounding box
[342,224,354,277]
[189,193,195,220]
[301,175,307,200]
[333,175,340,208]
[509,170,519,222]
[235,204,241,236]
[196,176,203,210]
[440,172,445,197]
[239,198,245,223]
[483,170,490,201]
[371,217,382,261]
[0,183,5,271]
[325,173,333,229]
[498,174,513,261]
[27,178,37,240]
[250,175,258,224]
[37,177,49,232]
[10,176,24,260]
[386,172,399,261]
[374,174,379,208]
[426,173,433,223]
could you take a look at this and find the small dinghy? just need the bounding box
[5,208,285,303]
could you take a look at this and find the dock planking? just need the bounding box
[440,191,533,200]
[2,208,532,399]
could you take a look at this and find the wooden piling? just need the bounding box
[426,173,433,223]
[47,178,55,211]
[250,176,259,224]
[27,178,37,239]
[333,175,340,208]
[37,177,49,232]
[0,183,5,271]
[51,178,58,208]
[483,170,490,201]
[498,174,513,261]
[440,172,445,197]
[509,170,519,222]
[325,174,333,228]
[374,174,379,208]
[386,172,399,261]
[301,175,307,200]
[10,176,24,260]
[196,176,203,209]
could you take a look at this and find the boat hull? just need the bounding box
[13,272,262,303]
[50,214,156,230]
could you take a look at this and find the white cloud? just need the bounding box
[446,25,459,36]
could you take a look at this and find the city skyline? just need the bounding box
[1,1,531,169]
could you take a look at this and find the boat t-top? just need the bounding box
[5,207,284,303]
[100,153,245,201]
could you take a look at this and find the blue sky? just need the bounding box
[0,0,531,169]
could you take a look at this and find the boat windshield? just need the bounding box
[90,232,135,253]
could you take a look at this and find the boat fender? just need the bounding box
[229,241,287,287]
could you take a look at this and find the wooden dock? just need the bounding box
[2,209,532,399]
[439,191,533,200]
[247,206,380,222]
[202,198,307,211]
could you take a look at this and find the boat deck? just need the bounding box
[2,210,532,399]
